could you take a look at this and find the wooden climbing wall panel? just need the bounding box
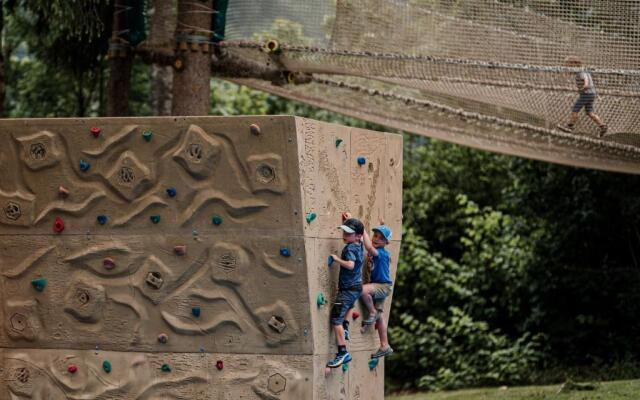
[0,116,402,399]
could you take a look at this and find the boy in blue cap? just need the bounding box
[326,217,365,368]
[361,222,394,359]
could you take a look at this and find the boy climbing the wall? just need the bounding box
[360,222,394,359]
[558,56,608,137]
[326,218,365,368]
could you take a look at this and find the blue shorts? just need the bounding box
[330,288,362,326]
[572,92,596,113]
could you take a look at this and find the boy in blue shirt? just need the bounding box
[326,218,365,368]
[360,223,394,359]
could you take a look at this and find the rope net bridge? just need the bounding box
[206,0,640,174]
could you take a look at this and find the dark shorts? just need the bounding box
[330,288,362,326]
[572,92,596,113]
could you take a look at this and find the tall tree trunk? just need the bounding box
[172,0,213,116]
[0,3,5,117]
[107,0,133,116]
[148,0,176,116]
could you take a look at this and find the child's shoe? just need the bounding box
[557,123,574,133]
[362,311,380,326]
[371,346,394,359]
[599,124,608,137]
[326,351,352,368]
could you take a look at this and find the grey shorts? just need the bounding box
[572,92,596,113]
[370,283,393,309]
[331,288,362,326]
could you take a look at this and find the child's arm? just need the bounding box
[329,254,355,270]
[362,230,379,257]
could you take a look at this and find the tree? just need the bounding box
[147,0,176,115]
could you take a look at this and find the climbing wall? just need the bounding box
[0,116,402,399]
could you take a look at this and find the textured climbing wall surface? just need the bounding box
[0,116,402,399]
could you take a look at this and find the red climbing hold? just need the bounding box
[216,360,224,370]
[68,364,78,374]
[352,311,360,321]
[174,245,187,256]
[53,217,65,233]
[103,257,115,270]
[90,127,101,138]
[58,186,69,198]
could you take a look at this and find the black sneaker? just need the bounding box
[599,125,608,137]
[558,124,574,133]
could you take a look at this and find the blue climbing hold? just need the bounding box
[280,247,291,257]
[31,278,47,292]
[97,215,108,225]
[192,307,201,317]
[327,255,334,266]
[150,215,161,224]
[368,358,379,370]
[211,215,223,226]
[357,156,366,166]
[166,187,177,198]
[79,159,90,172]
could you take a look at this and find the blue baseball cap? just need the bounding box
[372,225,392,242]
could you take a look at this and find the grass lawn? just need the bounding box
[387,379,640,400]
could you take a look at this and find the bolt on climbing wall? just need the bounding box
[0,116,402,399]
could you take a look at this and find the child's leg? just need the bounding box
[360,284,377,315]
[376,312,390,350]
[587,112,604,127]
[568,111,579,125]
[333,324,346,347]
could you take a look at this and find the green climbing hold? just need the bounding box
[161,363,171,372]
[31,278,47,292]
[335,138,343,147]
[102,360,112,373]
[342,363,349,372]
[368,358,379,370]
[212,215,223,226]
[316,292,326,307]
[142,131,153,142]
[150,215,161,224]
[306,212,317,224]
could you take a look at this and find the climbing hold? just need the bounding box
[31,278,47,292]
[97,215,108,225]
[174,245,187,256]
[191,307,201,317]
[90,127,101,138]
[102,360,112,373]
[305,212,317,224]
[316,292,327,307]
[265,39,280,53]
[279,247,290,257]
[142,131,153,142]
[357,156,366,166]
[249,123,261,136]
[211,215,223,226]
[341,212,350,222]
[79,159,90,172]
[368,358,379,370]
[216,360,224,370]
[268,315,287,333]
[327,255,334,266]
[166,187,177,198]
[68,364,78,374]
[53,217,65,233]
[103,257,115,270]
[161,363,171,372]
[335,138,343,147]
[58,186,69,198]
[150,215,161,224]
[342,363,349,372]
[157,333,169,344]
[352,311,360,321]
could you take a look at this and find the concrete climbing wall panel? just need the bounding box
[0,116,402,399]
